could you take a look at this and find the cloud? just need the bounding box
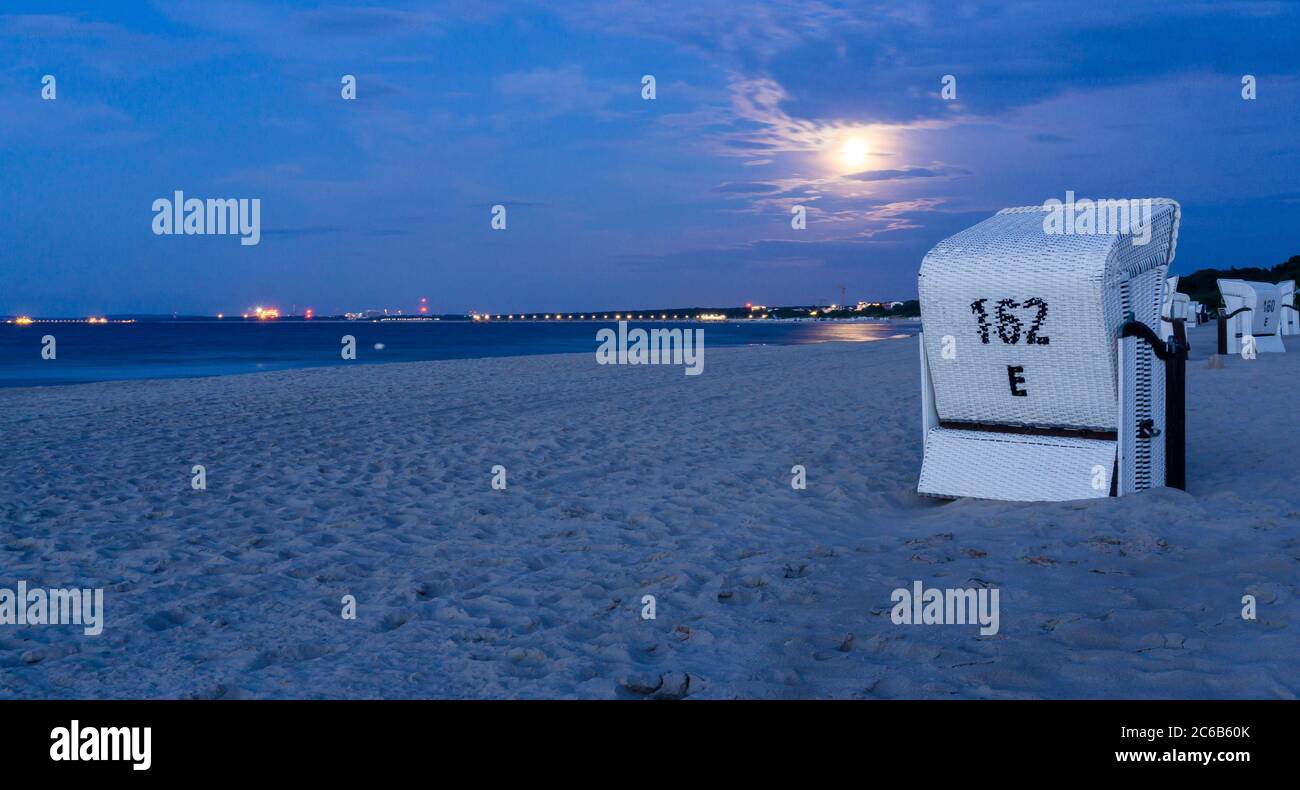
[726,76,831,154]
[260,225,342,238]
[0,12,224,77]
[291,6,439,36]
[0,14,124,38]
[712,182,781,193]
[0,80,151,150]
[778,3,1300,125]
[152,1,451,59]
[544,0,867,61]
[542,1,1300,128]
[492,65,617,119]
[846,164,971,181]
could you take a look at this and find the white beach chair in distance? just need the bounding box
[1160,276,1190,339]
[917,199,1186,501]
[1217,279,1286,354]
[1279,280,1298,336]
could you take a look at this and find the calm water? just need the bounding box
[0,320,919,388]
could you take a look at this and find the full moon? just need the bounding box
[839,137,869,170]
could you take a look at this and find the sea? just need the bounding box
[0,319,920,388]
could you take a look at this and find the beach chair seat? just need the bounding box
[917,199,1183,501]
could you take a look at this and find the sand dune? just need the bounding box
[1,324,1296,698]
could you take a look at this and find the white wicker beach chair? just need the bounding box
[1160,276,1190,339]
[1279,280,1298,336]
[1217,279,1286,353]
[917,199,1185,502]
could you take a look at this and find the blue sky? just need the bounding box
[2,1,1298,316]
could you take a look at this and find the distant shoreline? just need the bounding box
[2,314,922,325]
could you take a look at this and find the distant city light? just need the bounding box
[9,316,135,325]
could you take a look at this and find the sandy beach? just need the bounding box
[1,324,1296,699]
